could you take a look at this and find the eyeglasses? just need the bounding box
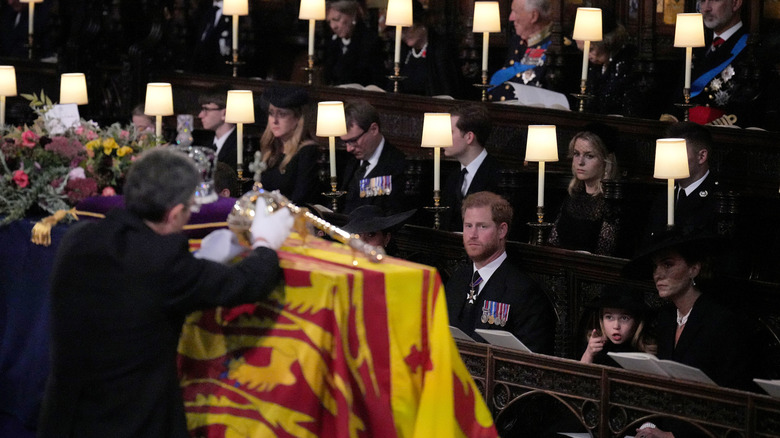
[338,129,367,148]
[199,105,224,113]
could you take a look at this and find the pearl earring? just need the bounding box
[691,277,697,286]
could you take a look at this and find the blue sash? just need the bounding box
[690,33,748,97]
[489,40,552,90]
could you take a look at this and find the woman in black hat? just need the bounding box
[548,124,620,256]
[580,286,655,367]
[624,229,754,391]
[259,86,324,204]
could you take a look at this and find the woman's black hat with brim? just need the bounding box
[622,227,727,280]
[342,205,416,234]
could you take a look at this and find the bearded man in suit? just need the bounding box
[445,191,555,354]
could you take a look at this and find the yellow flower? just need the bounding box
[102,137,119,155]
[85,139,100,150]
[116,146,133,157]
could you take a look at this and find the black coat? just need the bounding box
[645,172,720,243]
[261,143,324,205]
[655,293,753,391]
[38,209,281,438]
[323,23,386,87]
[441,154,502,232]
[340,142,407,214]
[445,256,555,355]
[396,32,464,98]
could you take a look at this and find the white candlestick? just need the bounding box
[538,162,545,207]
[28,2,34,35]
[394,25,402,64]
[308,19,316,56]
[155,116,162,139]
[481,32,489,72]
[328,136,336,178]
[684,46,692,90]
[1,96,5,126]
[580,40,590,81]
[236,123,244,168]
[232,15,239,51]
[433,147,441,191]
[667,179,675,226]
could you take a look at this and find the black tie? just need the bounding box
[677,187,688,205]
[457,168,468,200]
[354,160,369,182]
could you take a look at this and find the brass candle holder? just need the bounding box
[322,176,346,211]
[526,205,553,246]
[674,88,694,121]
[387,62,407,93]
[423,190,449,230]
[226,49,245,78]
[304,54,315,85]
[472,70,491,102]
[570,79,594,113]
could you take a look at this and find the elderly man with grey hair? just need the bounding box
[488,0,554,102]
[38,148,293,438]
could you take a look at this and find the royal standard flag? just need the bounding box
[178,234,497,437]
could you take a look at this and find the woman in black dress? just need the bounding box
[259,86,323,204]
[322,0,386,87]
[548,124,620,255]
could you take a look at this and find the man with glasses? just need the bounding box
[197,88,238,172]
[338,100,408,214]
[39,148,294,438]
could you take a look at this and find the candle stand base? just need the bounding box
[226,50,245,78]
[303,55,315,85]
[472,71,491,102]
[570,80,593,112]
[422,191,449,230]
[236,167,252,196]
[674,88,694,121]
[26,33,34,60]
[322,179,345,212]
[526,206,553,246]
[387,62,407,93]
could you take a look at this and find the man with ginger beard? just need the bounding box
[445,191,555,354]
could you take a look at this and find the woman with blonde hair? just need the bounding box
[548,123,620,255]
[259,85,323,204]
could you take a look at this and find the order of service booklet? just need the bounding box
[607,352,716,385]
[754,379,780,397]
[474,329,532,353]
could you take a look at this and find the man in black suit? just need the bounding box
[339,100,407,214]
[197,88,238,173]
[646,122,720,242]
[38,148,293,438]
[687,0,764,127]
[190,0,233,75]
[441,104,502,231]
[445,191,555,354]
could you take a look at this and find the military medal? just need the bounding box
[481,302,489,323]
[468,273,483,304]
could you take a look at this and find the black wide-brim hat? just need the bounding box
[260,85,309,110]
[584,285,649,316]
[622,227,728,280]
[342,205,416,234]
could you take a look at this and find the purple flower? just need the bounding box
[45,136,84,160]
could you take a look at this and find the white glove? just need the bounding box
[251,196,294,250]
[195,229,247,264]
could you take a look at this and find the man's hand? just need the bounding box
[196,229,246,263]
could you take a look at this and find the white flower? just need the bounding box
[714,90,730,106]
[710,78,722,91]
[68,167,86,180]
[721,65,735,82]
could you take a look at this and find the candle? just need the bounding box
[684,46,692,90]
[538,162,545,207]
[433,147,441,191]
[580,40,590,81]
[27,2,34,35]
[329,136,337,178]
[394,25,402,64]
[481,32,489,72]
[236,123,243,168]
[0,96,5,126]
[155,116,162,139]
[667,179,675,226]
[232,16,239,51]
[308,19,316,56]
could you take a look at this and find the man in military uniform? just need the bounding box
[688,0,763,127]
[488,0,553,102]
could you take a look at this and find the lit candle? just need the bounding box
[538,162,545,207]
[433,147,441,191]
[308,19,316,56]
[232,16,239,51]
[329,136,337,178]
[580,40,590,81]
[394,25,402,64]
[667,179,675,226]
[481,32,489,72]
[684,46,693,90]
